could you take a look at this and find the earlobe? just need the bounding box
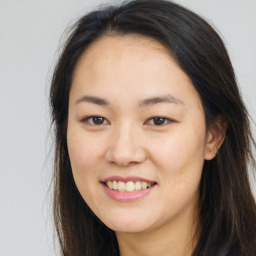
[204,116,227,160]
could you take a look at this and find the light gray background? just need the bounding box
[0,0,255,255]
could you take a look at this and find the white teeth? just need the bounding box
[135,181,142,190]
[126,181,135,192]
[105,180,154,192]
[142,181,147,190]
[118,181,126,192]
[106,181,113,189]
[113,181,118,190]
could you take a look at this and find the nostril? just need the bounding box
[105,145,147,166]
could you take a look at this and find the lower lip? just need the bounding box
[102,183,156,202]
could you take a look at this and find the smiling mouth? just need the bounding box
[104,180,156,192]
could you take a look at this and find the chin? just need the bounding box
[98,212,156,233]
[107,222,149,233]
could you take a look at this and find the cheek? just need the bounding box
[151,134,205,168]
[67,128,105,205]
[148,126,207,187]
[149,130,206,213]
[67,128,105,174]
[66,129,108,208]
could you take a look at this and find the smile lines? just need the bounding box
[105,180,155,192]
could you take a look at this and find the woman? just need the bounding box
[50,0,256,255]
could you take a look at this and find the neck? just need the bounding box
[116,205,200,256]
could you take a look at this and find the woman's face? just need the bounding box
[67,35,214,234]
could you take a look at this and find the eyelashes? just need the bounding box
[145,116,173,126]
[81,116,174,126]
[82,116,110,125]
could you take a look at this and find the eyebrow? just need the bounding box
[75,95,110,105]
[139,95,184,107]
[75,94,184,107]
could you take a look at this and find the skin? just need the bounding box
[67,35,224,256]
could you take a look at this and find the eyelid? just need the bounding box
[144,116,174,126]
[80,115,175,126]
[81,115,110,125]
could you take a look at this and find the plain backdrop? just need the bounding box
[0,0,255,255]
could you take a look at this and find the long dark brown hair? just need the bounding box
[49,0,256,255]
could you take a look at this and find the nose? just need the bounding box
[105,122,147,166]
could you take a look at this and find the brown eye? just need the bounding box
[82,116,109,125]
[153,117,166,125]
[145,116,173,126]
[92,116,105,125]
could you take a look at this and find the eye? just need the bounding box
[145,116,173,126]
[82,116,109,125]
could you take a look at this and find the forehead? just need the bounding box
[70,35,202,110]
[73,34,173,79]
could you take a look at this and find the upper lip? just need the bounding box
[101,176,157,183]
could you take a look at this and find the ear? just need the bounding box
[204,115,227,160]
